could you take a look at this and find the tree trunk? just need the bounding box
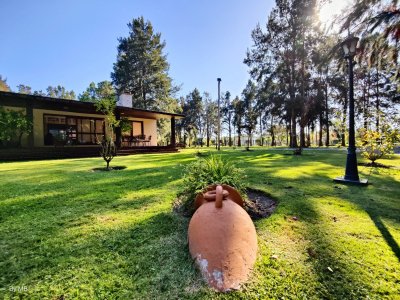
[319,113,323,147]
[228,113,232,147]
[363,73,369,130]
[299,36,306,149]
[376,71,380,132]
[259,114,263,146]
[290,109,297,148]
[286,122,289,147]
[325,80,330,147]
[300,124,306,148]
[270,116,276,147]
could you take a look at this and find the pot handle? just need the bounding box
[215,185,223,208]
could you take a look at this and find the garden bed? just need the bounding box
[244,188,277,220]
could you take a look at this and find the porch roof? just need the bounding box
[117,106,184,120]
[0,91,184,120]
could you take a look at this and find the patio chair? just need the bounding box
[143,135,151,146]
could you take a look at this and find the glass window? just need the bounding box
[95,120,104,133]
[133,121,143,135]
[81,119,91,133]
[67,118,76,125]
[44,114,104,146]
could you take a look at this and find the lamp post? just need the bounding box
[217,78,221,151]
[334,35,368,185]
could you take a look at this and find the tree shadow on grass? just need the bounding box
[366,211,400,262]
[3,211,206,299]
[239,151,400,298]
[290,198,371,298]
[0,163,187,295]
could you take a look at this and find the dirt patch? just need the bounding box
[244,188,277,220]
[92,166,127,172]
[174,188,277,220]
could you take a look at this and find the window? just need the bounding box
[44,114,104,146]
[121,120,143,139]
[132,121,143,136]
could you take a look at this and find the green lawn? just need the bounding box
[0,148,399,299]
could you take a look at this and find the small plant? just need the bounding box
[94,97,120,170]
[100,138,117,170]
[177,155,246,215]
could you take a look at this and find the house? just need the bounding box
[0,91,184,160]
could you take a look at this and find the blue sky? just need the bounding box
[0,0,273,100]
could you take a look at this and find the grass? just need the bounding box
[0,148,399,299]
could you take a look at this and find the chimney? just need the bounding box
[117,93,132,108]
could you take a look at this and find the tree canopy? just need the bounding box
[79,81,115,102]
[0,75,11,92]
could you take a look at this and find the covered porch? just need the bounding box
[114,105,183,149]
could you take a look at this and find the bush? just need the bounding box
[177,155,246,215]
[359,127,399,165]
[0,106,32,148]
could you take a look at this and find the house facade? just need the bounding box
[0,91,183,160]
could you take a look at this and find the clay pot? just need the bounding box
[188,185,257,292]
[194,184,244,211]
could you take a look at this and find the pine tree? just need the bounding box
[111,16,173,110]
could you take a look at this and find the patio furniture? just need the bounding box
[143,135,151,146]
[133,134,146,146]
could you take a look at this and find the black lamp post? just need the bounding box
[334,35,368,185]
[217,78,221,151]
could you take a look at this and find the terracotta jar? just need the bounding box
[188,185,258,292]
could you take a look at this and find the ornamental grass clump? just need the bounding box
[177,155,246,215]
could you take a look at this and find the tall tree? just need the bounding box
[245,0,320,148]
[203,93,218,147]
[111,16,173,110]
[221,91,234,146]
[242,80,258,147]
[232,96,245,147]
[180,89,204,146]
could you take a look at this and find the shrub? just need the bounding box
[177,155,246,214]
[0,106,32,148]
[359,127,399,165]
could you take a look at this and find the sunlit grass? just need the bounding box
[0,148,399,299]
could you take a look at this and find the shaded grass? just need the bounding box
[0,148,399,299]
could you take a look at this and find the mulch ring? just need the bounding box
[92,166,127,172]
[244,188,277,220]
[358,162,393,169]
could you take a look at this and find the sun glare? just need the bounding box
[318,0,352,27]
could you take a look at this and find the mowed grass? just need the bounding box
[0,148,399,299]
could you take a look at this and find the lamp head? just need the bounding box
[341,35,359,58]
